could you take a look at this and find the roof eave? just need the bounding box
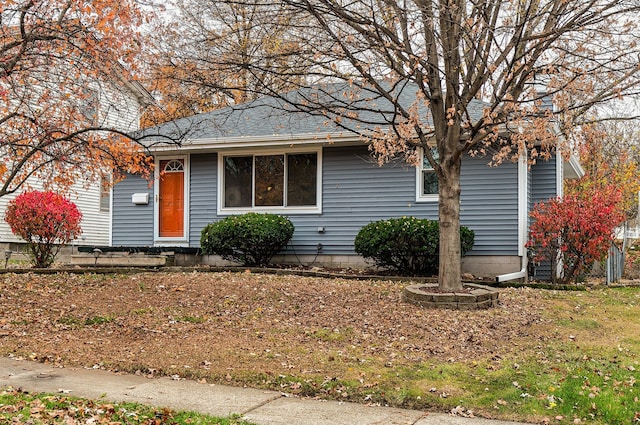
[147,132,364,153]
[564,154,585,179]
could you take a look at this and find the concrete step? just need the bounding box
[70,253,174,267]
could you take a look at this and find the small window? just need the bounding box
[99,174,110,213]
[163,159,184,172]
[221,150,320,212]
[287,153,317,206]
[80,88,98,125]
[418,147,439,201]
[224,156,253,207]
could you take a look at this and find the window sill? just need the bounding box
[415,195,439,203]
[218,206,322,215]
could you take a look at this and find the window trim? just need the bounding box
[217,147,322,215]
[416,147,439,202]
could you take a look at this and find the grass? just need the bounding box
[308,327,349,341]
[410,286,640,424]
[0,387,255,425]
[174,315,207,324]
[57,315,115,327]
[248,286,640,424]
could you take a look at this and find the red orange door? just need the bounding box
[159,159,184,238]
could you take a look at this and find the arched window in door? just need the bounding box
[163,159,184,172]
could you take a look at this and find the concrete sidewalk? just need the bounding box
[0,357,531,425]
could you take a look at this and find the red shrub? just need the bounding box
[4,191,82,268]
[527,187,625,284]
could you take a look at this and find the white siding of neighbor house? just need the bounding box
[112,145,521,257]
[0,180,109,246]
[0,79,143,246]
[68,183,111,246]
[95,81,143,132]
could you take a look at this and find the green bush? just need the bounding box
[354,216,474,276]
[200,213,294,266]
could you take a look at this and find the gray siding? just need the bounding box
[529,157,559,280]
[112,145,520,256]
[290,146,520,256]
[112,174,154,246]
[531,157,558,206]
[460,156,519,255]
[189,153,217,247]
[287,146,437,255]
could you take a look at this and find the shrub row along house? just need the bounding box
[110,83,583,280]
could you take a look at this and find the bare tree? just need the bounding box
[177,0,640,290]
[140,0,312,124]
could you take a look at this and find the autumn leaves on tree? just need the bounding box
[528,122,640,284]
[0,0,157,197]
[528,188,625,284]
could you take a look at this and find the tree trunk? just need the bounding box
[438,155,463,292]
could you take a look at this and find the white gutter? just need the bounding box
[147,132,363,152]
[146,120,518,153]
[496,151,529,283]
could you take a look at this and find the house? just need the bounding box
[0,77,152,250]
[110,84,583,279]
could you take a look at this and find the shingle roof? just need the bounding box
[140,82,488,145]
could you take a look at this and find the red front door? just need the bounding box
[159,159,184,238]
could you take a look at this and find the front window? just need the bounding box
[418,147,439,201]
[224,156,253,207]
[255,155,285,206]
[221,150,320,212]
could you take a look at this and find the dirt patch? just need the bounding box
[0,271,550,400]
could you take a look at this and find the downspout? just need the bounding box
[496,151,529,283]
[496,255,527,283]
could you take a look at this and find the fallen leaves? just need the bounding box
[1,272,549,368]
[450,405,475,417]
[1,271,639,424]
[0,387,177,424]
[0,271,550,413]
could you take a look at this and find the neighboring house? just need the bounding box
[616,192,640,240]
[110,84,583,279]
[624,225,640,240]
[0,78,152,248]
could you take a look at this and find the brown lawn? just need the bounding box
[0,271,553,407]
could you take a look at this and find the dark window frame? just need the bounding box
[219,149,322,214]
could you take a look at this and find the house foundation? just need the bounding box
[2,241,523,279]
